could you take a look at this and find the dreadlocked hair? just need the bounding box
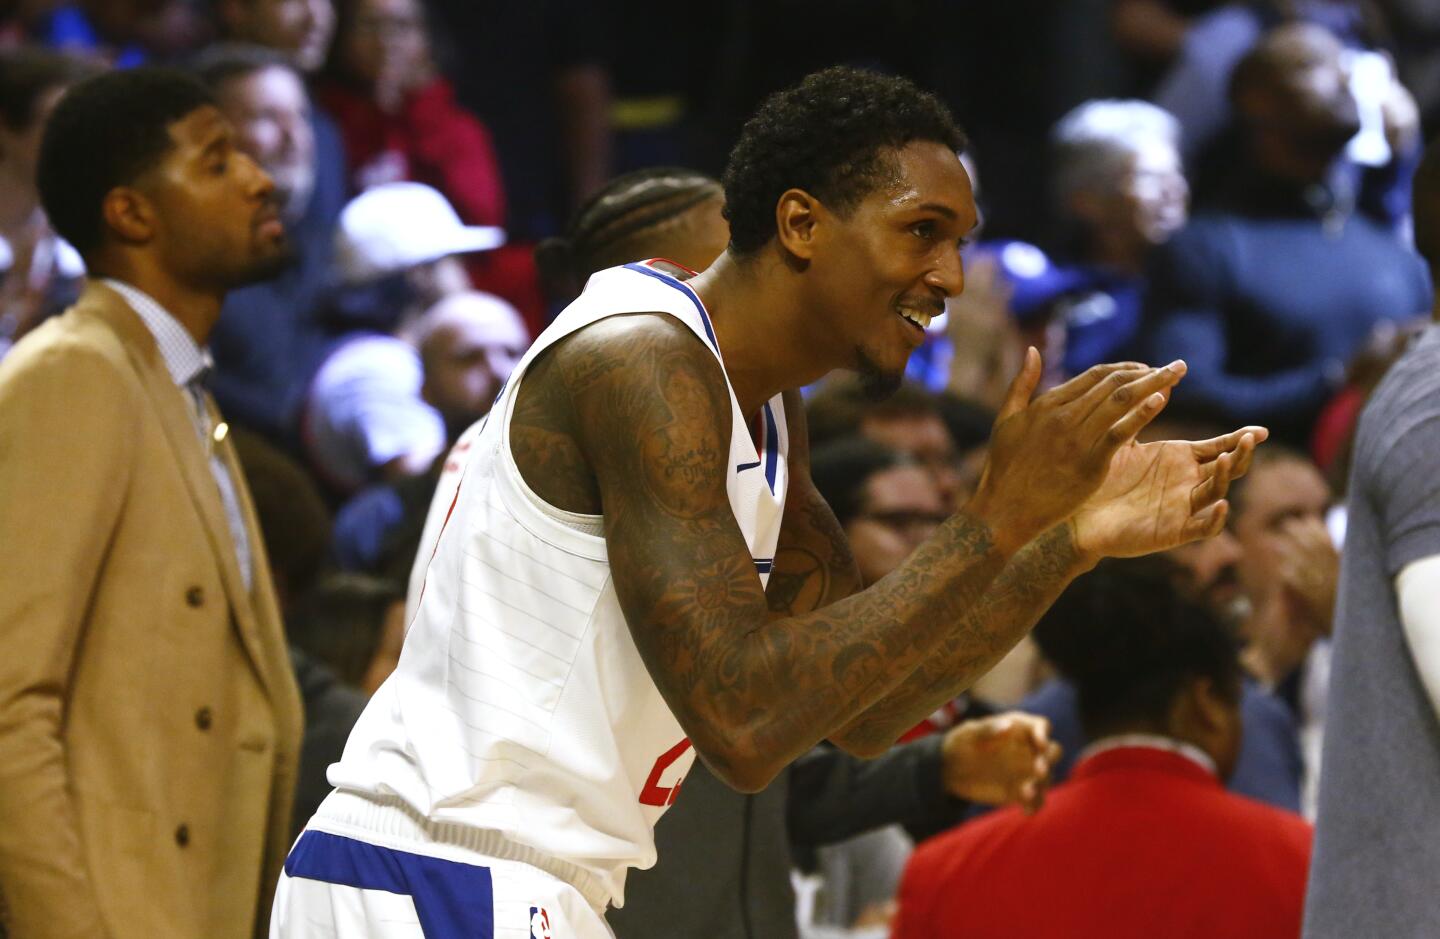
[535,166,722,303]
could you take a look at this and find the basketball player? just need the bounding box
[272,67,1263,938]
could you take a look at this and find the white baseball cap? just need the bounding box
[334,182,506,285]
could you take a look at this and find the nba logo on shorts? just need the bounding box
[529,906,552,939]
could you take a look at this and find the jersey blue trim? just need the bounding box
[284,830,495,938]
[753,558,774,573]
[762,401,780,494]
[735,459,761,472]
[622,262,719,352]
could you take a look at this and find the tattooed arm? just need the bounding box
[559,319,1190,790]
[765,390,864,618]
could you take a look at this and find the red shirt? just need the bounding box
[892,744,1312,939]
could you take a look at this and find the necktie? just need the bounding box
[188,368,253,591]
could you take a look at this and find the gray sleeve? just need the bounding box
[1368,409,1440,575]
[787,738,967,849]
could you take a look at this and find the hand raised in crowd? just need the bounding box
[1242,577,1329,687]
[1070,423,1266,563]
[1275,515,1340,632]
[944,251,1023,411]
[968,350,1189,554]
[940,712,1062,815]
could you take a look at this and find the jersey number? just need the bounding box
[639,739,692,806]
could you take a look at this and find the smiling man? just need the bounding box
[0,68,301,939]
[275,66,1264,938]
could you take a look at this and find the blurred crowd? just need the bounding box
[0,0,1435,937]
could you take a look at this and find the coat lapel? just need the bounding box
[76,284,284,705]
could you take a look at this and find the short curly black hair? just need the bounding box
[37,68,215,260]
[721,66,967,256]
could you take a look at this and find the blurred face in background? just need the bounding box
[1121,139,1189,245]
[420,294,530,434]
[214,65,316,221]
[1166,528,1246,625]
[1073,138,1188,254]
[338,0,430,91]
[222,0,336,73]
[844,463,948,586]
[860,410,963,511]
[1231,457,1331,600]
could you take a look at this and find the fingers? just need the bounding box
[1046,360,1149,405]
[1190,447,1235,514]
[1189,425,1269,462]
[1180,499,1230,544]
[1076,361,1187,434]
[996,347,1043,423]
[1189,430,1263,512]
[1104,389,1171,449]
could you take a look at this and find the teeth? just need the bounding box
[899,309,932,329]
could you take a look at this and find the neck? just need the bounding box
[689,249,836,419]
[1079,731,1219,776]
[96,254,224,345]
[1250,136,1337,188]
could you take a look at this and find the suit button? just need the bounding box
[174,824,190,847]
[195,707,212,731]
[185,586,204,608]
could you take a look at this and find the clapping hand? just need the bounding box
[1071,424,1267,564]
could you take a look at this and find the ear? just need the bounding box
[1175,675,1233,736]
[774,188,821,262]
[100,186,158,247]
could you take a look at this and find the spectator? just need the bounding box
[317,0,542,325]
[0,68,301,938]
[0,48,97,356]
[302,182,518,494]
[806,437,948,590]
[411,290,527,439]
[212,0,335,74]
[1144,23,1431,445]
[194,42,348,441]
[1304,135,1440,938]
[306,290,526,493]
[893,558,1313,939]
[1040,99,1188,375]
[805,379,965,510]
[1229,444,1339,817]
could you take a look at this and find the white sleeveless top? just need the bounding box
[322,261,790,907]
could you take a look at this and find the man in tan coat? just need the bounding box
[0,67,303,938]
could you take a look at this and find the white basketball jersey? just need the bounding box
[325,260,790,907]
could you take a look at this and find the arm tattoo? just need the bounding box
[766,483,862,617]
[835,524,1086,754]
[558,314,1017,785]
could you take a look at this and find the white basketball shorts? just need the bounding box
[270,829,614,939]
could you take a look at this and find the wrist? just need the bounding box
[1061,518,1102,574]
[962,489,1036,559]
